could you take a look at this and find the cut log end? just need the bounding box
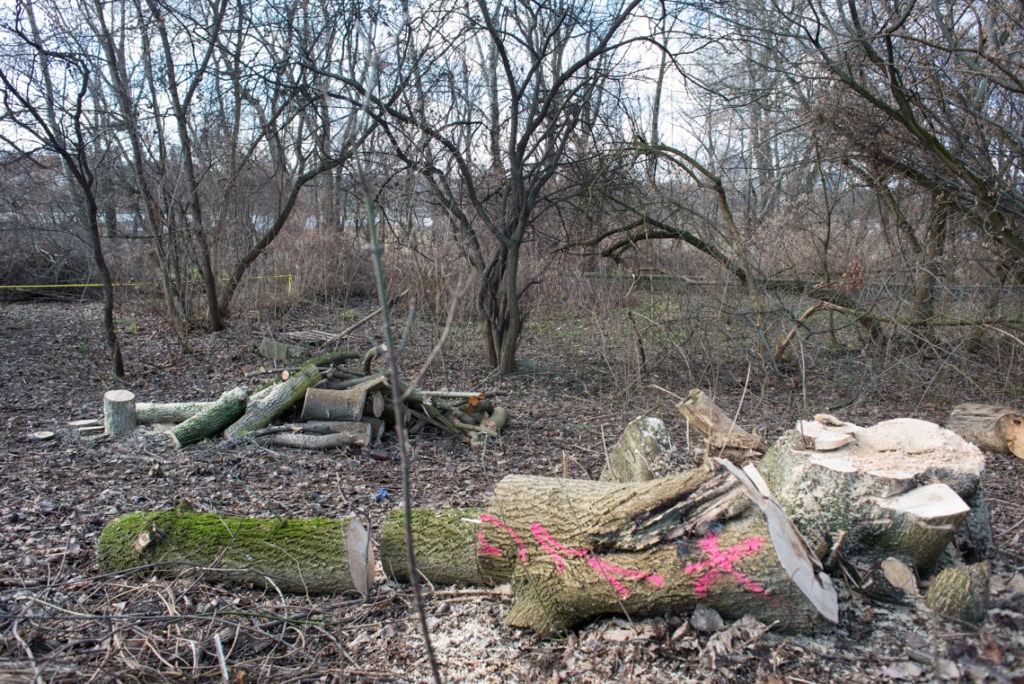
[103,389,137,437]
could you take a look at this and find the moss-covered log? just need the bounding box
[480,469,833,635]
[223,363,321,440]
[379,507,502,586]
[97,508,354,595]
[168,387,248,447]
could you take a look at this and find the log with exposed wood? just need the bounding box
[476,465,836,635]
[760,415,990,574]
[223,363,322,440]
[259,421,373,449]
[300,376,386,422]
[947,402,1024,459]
[677,389,767,463]
[100,463,837,635]
[169,387,248,447]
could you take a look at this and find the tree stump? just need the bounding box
[103,389,137,436]
[599,416,681,482]
[760,417,989,573]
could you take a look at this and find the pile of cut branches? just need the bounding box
[74,343,506,449]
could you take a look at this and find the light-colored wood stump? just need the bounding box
[761,417,988,573]
[947,403,1024,459]
[103,389,137,437]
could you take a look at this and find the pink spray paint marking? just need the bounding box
[531,522,664,598]
[477,514,528,562]
[683,533,765,596]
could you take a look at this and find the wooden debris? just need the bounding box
[948,402,1024,459]
[599,416,677,482]
[136,400,218,425]
[258,336,308,361]
[169,387,248,448]
[925,562,990,624]
[223,363,322,440]
[677,389,766,462]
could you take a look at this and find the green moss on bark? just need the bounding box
[98,508,353,595]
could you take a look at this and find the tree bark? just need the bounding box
[103,390,137,437]
[599,416,680,482]
[947,403,1024,458]
[136,400,219,425]
[223,363,321,440]
[169,387,248,447]
[97,507,354,595]
[479,469,834,635]
[379,508,498,587]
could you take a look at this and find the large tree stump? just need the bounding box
[760,417,989,573]
[479,468,836,635]
[97,507,354,595]
[223,363,322,440]
[947,403,1024,459]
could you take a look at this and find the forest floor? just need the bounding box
[0,297,1022,683]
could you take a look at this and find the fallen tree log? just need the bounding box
[223,363,322,440]
[760,416,989,573]
[97,507,354,595]
[137,400,218,425]
[947,403,1024,459]
[300,376,386,422]
[261,422,372,449]
[479,467,836,635]
[379,508,497,587]
[169,387,248,448]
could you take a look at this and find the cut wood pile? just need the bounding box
[70,341,506,449]
[97,388,998,636]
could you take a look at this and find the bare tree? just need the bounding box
[0,0,125,376]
